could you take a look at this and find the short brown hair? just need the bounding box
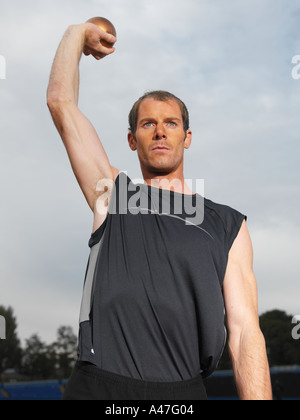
[128,91,190,135]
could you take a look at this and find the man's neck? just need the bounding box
[143,172,194,195]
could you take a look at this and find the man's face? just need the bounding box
[128,98,192,176]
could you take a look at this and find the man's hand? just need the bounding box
[83,23,116,60]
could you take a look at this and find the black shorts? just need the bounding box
[63,362,207,401]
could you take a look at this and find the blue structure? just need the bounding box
[1,367,299,400]
[0,380,67,401]
[204,366,300,400]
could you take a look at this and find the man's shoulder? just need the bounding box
[204,197,246,230]
[204,196,238,217]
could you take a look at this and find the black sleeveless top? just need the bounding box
[78,173,246,382]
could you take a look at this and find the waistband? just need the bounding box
[76,362,204,391]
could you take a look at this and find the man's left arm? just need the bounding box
[223,221,273,400]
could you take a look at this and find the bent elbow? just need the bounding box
[47,94,57,114]
[47,92,68,114]
[46,89,73,135]
[47,81,73,114]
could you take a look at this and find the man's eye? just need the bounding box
[144,123,154,127]
[168,122,176,127]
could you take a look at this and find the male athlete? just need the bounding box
[47,22,272,400]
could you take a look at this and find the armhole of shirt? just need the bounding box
[204,198,247,254]
[89,173,125,248]
[227,213,247,252]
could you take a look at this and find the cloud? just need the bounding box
[252,221,300,316]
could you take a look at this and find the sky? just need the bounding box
[0,0,300,345]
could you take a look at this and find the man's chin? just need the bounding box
[140,156,182,177]
[145,164,174,176]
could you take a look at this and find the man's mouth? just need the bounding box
[152,146,170,151]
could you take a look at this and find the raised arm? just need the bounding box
[223,221,273,400]
[47,23,119,231]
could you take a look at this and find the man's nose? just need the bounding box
[154,124,167,140]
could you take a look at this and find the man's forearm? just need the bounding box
[229,329,273,400]
[47,24,86,106]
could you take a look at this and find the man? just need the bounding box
[47,21,272,400]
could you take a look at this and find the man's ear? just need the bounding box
[184,130,192,150]
[128,132,137,151]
